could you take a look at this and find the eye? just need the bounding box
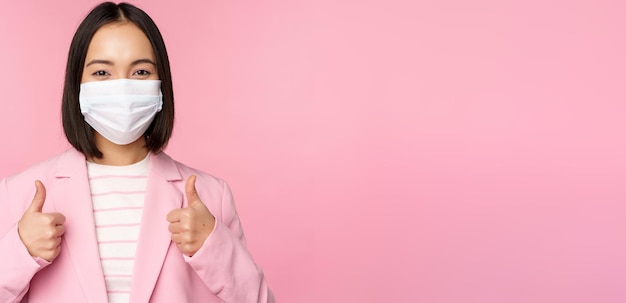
[133,69,152,76]
[92,70,109,76]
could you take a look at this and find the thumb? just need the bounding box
[185,175,202,207]
[27,180,47,213]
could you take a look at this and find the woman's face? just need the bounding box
[81,22,159,83]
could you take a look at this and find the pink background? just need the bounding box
[1,0,625,302]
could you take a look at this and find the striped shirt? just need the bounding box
[87,155,150,303]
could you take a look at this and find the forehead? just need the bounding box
[85,22,155,61]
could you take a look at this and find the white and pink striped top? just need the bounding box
[87,155,150,303]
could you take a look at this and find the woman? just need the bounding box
[0,2,274,303]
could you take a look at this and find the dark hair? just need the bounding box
[62,2,174,158]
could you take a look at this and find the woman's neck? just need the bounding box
[89,133,150,166]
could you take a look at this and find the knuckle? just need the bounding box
[181,209,192,218]
[45,241,57,250]
[43,215,55,225]
[181,244,194,253]
[182,233,194,243]
[44,228,56,239]
[179,222,190,231]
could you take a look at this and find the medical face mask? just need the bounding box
[79,79,163,145]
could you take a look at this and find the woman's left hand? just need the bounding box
[166,175,216,257]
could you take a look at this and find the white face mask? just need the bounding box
[79,79,163,145]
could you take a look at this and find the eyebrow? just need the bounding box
[85,58,157,67]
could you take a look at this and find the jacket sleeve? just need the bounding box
[183,180,275,303]
[0,178,50,303]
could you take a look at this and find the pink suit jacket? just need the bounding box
[0,148,274,303]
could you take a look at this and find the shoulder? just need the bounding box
[0,149,80,214]
[153,152,236,212]
[2,149,77,187]
[153,151,228,191]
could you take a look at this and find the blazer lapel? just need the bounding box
[51,149,108,303]
[129,151,183,303]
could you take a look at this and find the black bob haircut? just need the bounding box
[62,2,174,159]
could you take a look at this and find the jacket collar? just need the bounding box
[131,151,184,302]
[51,148,107,303]
[52,148,184,303]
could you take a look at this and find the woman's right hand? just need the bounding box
[17,180,66,262]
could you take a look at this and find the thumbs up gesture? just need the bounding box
[17,180,66,262]
[167,175,216,257]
